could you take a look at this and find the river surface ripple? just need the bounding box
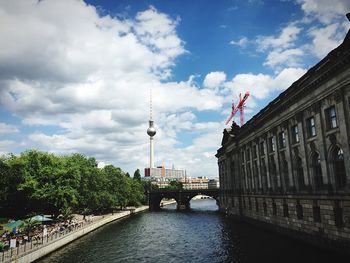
[37,199,348,263]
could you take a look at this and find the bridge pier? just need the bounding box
[148,193,162,211]
[177,200,190,211]
[149,201,161,211]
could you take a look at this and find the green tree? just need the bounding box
[103,165,129,210]
[17,151,81,217]
[164,180,183,190]
[133,169,141,181]
[142,180,158,192]
[127,179,144,206]
[1,154,30,218]
[0,150,141,217]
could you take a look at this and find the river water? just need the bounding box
[37,199,347,263]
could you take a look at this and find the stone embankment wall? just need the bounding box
[220,196,350,254]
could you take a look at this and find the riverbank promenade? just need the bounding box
[1,206,148,263]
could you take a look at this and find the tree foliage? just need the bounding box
[133,169,141,181]
[0,150,147,218]
[164,180,183,190]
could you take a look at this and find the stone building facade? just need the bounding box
[216,16,350,253]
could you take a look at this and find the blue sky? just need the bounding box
[0,0,349,177]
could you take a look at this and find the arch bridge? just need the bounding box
[148,188,219,210]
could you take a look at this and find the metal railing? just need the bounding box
[0,215,107,262]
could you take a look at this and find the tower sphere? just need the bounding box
[147,126,156,137]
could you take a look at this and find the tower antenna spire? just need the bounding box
[150,87,153,121]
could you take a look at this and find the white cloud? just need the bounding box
[0,122,19,134]
[224,67,306,100]
[0,140,16,155]
[203,71,227,89]
[252,1,349,69]
[0,0,224,177]
[264,48,304,68]
[230,37,249,48]
[255,24,305,69]
[1,0,345,178]
[133,6,185,78]
[257,25,302,52]
[307,22,349,58]
[297,0,350,24]
[154,128,223,177]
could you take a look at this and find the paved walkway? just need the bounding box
[1,207,148,263]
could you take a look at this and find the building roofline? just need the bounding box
[237,23,350,139]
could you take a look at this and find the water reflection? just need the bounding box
[38,199,347,263]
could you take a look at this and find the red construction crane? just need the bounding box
[225,91,250,127]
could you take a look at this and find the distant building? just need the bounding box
[181,176,209,190]
[208,179,220,189]
[152,180,170,189]
[144,165,185,180]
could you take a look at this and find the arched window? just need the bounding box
[333,147,346,189]
[296,156,305,188]
[312,153,323,189]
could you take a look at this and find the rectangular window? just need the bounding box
[269,137,275,152]
[283,202,289,217]
[253,145,257,159]
[246,149,251,161]
[307,117,316,137]
[260,142,265,156]
[291,125,300,143]
[325,106,337,129]
[313,205,321,223]
[241,151,245,163]
[247,166,252,190]
[296,203,303,220]
[279,131,286,148]
[272,201,277,215]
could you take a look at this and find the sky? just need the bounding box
[0,0,349,178]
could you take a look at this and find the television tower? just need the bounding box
[147,88,156,168]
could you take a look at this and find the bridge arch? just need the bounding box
[149,189,219,211]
